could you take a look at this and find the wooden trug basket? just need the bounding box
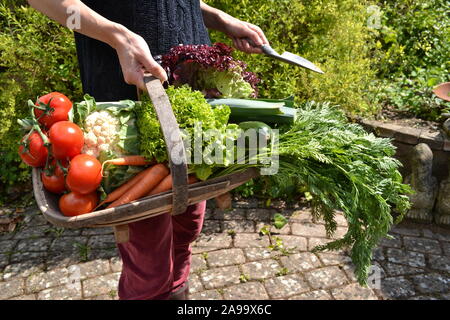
[32,75,259,242]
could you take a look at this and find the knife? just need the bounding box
[245,38,324,74]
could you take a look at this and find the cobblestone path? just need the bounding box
[1,199,449,300]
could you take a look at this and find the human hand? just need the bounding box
[222,17,269,54]
[110,26,167,90]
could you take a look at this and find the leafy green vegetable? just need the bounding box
[219,101,411,285]
[136,85,241,180]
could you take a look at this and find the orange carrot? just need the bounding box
[101,156,153,176]
[147,174,198,196]
[96,169,149,209]
[107,163,169,208]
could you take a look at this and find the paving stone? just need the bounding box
[386,248,426,268]
[10,251,46,264]
[234,199,260,209]
[443,242,450,256]
[234,233,270,248]
[202,220,222,234]
[317,252,352,266]
[308,237,333,251]
[87,294,115,300]
[342,264,358,282]
[12,226,49,239]
[241,260,280,280]
[200,266,241,289]
[46,251,82,270]
[223,282,269,300]
[67,259,111,280]
[243,248,278,262]
[411,273,449,294]
[87,248,118,260]
[61,229,82,236]
[110,257,122,273]
[8,294,36,300]
[408,295,439,300]
[288,209,316,224]
[373,247,385,261]
[0,240,17,253]
[264,274,310,299]
[427,254,450,272]
[334,213,348,227]
[16,238,52,252]
[37,283,82,300]
[206,249,245,267]
[214,208,246,220]
[380,277,415,299]
[26,268,69,293]
[82,272,120,298]
[280,252,321,272]
[191,254,207,272]
[331,227,348,240]
[379,234,402,248]
[81,227,113,236]
[190,290,223,300]
[277,235,307,251]
[390,226,421,237]
[292,222,327,238]
[403,236,441,254]
[436,232,450,242]
[189,274,203,294]
[87,235,116,249]
[30,215,49,227]
[246,209,272,222]
[193,233,232,250]
[2,260,45,281]
[331,283,378,300]
[383,263,425,277]
[222,220,255,233]
[0,253,9,269]
[0,278,25,299]
[289,290,332,300]
[304,267,348,290]
[49,236,88,252]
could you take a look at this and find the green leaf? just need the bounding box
[273,213,288,230]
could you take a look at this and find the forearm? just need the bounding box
[199,1,229,32]
[27,0,127,49]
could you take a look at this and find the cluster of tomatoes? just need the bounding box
[19,92,102,217]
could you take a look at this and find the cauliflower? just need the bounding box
[82,111,122,158]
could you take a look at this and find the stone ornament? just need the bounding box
[404,143,437,222]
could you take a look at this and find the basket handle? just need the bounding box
[143,74,189,216]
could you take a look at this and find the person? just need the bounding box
[27,0,269,300]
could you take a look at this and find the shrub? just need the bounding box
[0,3,82,200]
[205,0,378,115]
[373,0,450,120]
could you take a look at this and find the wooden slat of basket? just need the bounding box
[33,167,259,229]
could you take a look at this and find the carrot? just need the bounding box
[101,156,153,176]
[107,163,169,208]
[147,174,198,196]
[96,169,149,209]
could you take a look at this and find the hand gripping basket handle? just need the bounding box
[143,74,189,215]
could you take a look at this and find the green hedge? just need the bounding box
[205,0,377,114]
[0,3,82,199]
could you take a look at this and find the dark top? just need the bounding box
[75,0,211,101]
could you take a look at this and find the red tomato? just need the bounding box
[34,92,73,129]
[41,160,68,194]
[59,192,98,217]
[18,131,48,167]
[49,121,84,160]
[66,154,102,194]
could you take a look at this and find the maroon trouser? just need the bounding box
[116,201,206,300]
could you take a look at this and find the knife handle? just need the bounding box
[244,37,278,56]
